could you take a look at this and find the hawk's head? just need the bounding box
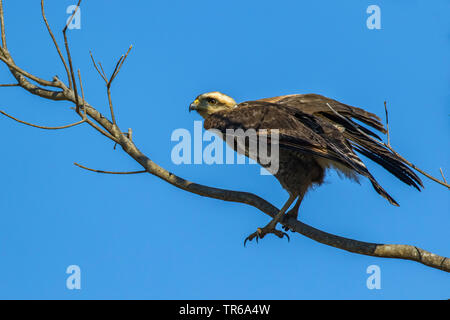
[189,92,237,118]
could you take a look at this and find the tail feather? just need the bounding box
[318,107,424,192]
[368,175,399,206]
[353,144,422,190]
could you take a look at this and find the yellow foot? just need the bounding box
[244,226,290,246]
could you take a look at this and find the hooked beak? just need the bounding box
[189,99,199,113]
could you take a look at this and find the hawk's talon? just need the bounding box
[274,229,290,241]
[282,225,295,232]
[243,226,290,246]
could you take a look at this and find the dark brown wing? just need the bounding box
[204,102,400,206]
[255,93,386,137]
[247,94,423,191]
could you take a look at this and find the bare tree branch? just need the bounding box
[90,45,133,125]
[106,84,116,124]
[0,110,86,130]
[0,0,448,273]
[109,45,132,86]
[85,117,119,143]
[113,135,450,272]
[0,54,61,88]
[106,46,132,125]
[74,162,147,174]
[89,52,108,83]
[62,0,82,113]
[77,69,86,110]
[98,62,107,80]
[11,73,65,100]
[440,168,447,184]
[0,0,6,50]
[41,0,72,89]
[74,72,120,143]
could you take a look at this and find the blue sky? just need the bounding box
[0,0,448,299]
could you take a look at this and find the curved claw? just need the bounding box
[244,228,263,247]
[243,232,257,247]
[243,227,290,246]
[285,233,290,242]
[274,230,290,242]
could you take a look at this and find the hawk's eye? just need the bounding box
[208,98,217,105]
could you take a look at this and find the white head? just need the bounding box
[189,91,237,118]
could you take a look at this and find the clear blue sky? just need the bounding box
[0,0,448,299]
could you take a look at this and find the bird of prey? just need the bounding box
[189,92,423,244]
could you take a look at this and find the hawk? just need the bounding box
[189,92,423,244]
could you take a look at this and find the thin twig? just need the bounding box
[109,45,132,86]
[106,46,132,124]
[89,52,108,83]
[98,62,108,81]
[74,162,146,174]
[85,117,120,143]
[440,168,447,184]
[0,0,7,50]
[77,69,86,115]
[93,45,133,125]
[0,83,18,87]
[57,64,121,143]
[0,54,60,87]
[68,105,120,144]
[326,103,450,189]
[109,56,124,86]
[69,103,119,142]
[100,58,117,124]
[76,69,118,142]
[63,0,82,113]
[41,0,72,89]
[0,110,86,130]
[106,87,116,124]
